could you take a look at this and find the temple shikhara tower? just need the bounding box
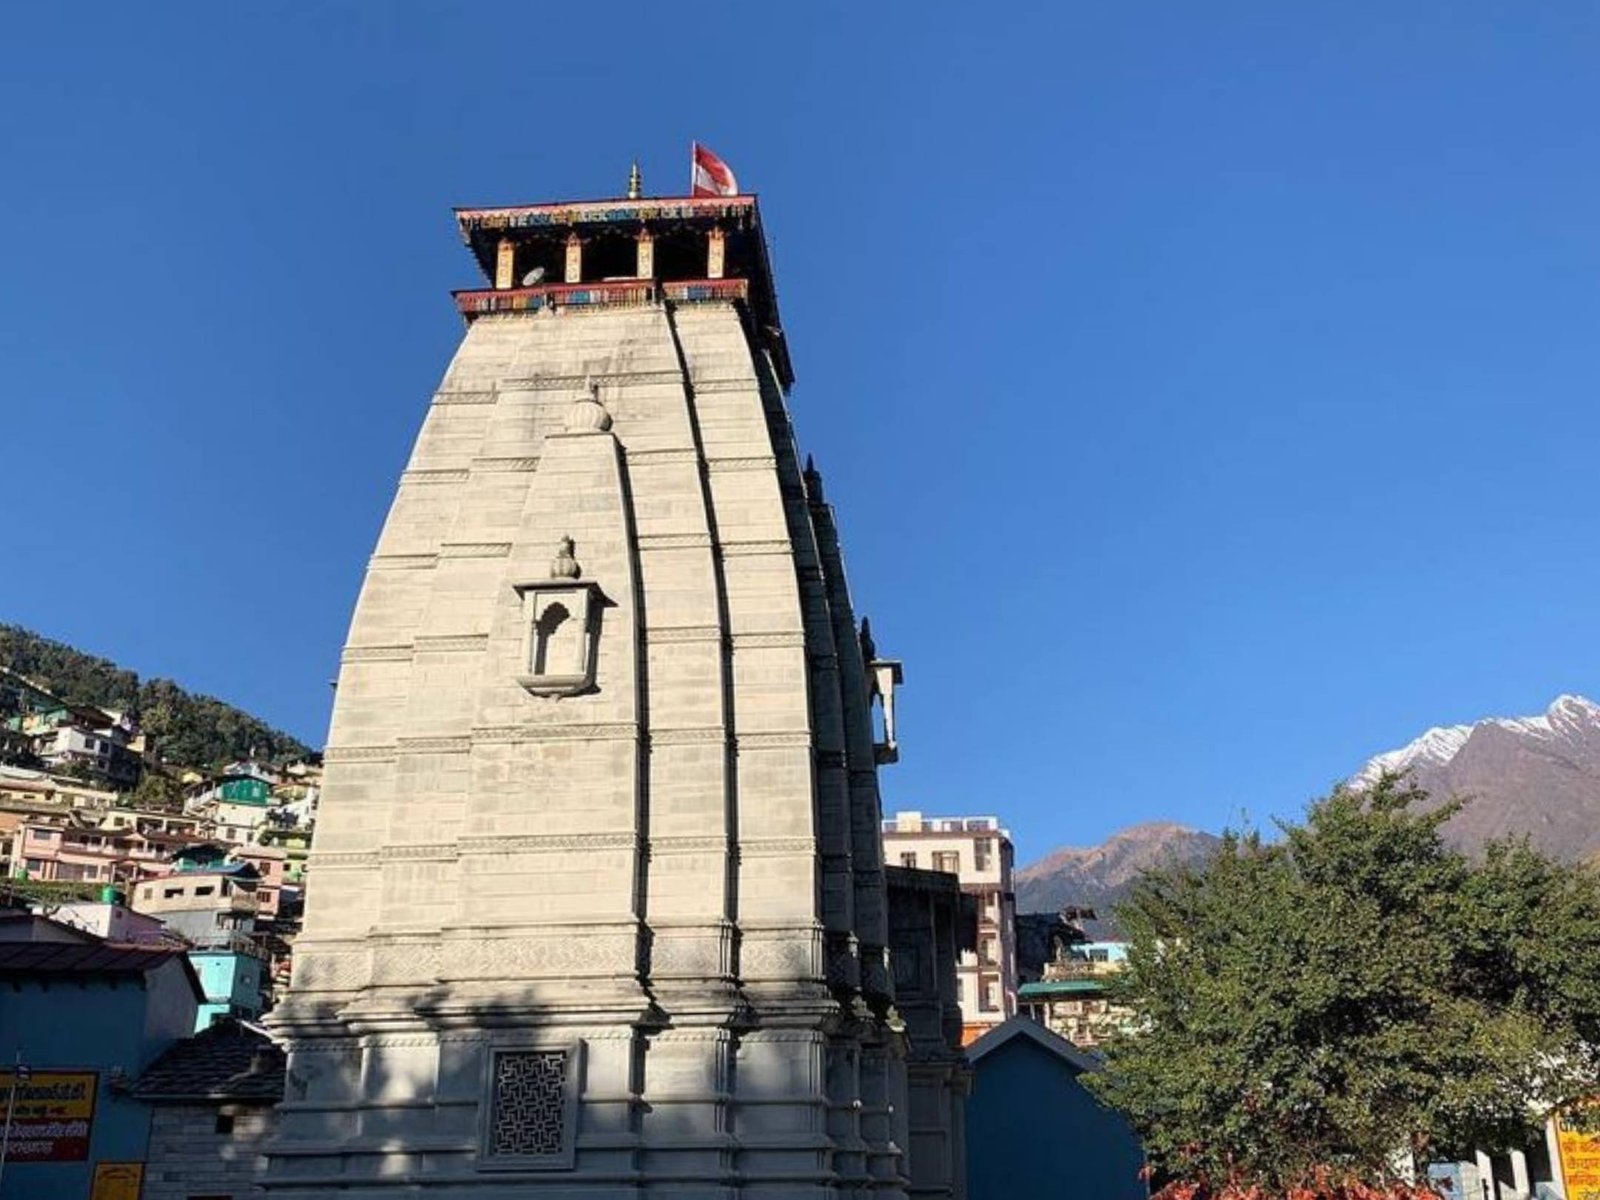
[265,169,965,1198]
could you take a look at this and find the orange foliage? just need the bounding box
[1153,1176,1443,1200]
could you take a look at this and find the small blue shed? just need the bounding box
[965,1016,1148,1200]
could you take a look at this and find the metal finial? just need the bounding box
[627,162,643,199]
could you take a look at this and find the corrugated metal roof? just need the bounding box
[0,941,185,975]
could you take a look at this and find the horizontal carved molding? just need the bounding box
[475,722,640,743]
[368,553,438,571]
[625,447,700,465]
[690,377,759,394]
[705,456,778,473]
[649,727,726,746]
[431,390,497,405]
[396,736,471,755]
[719,539,792,557]
[341,644,413,664]
[502,370,684,391]
[307,850,377,867]
[741,837,820,856]
[648,835,729,853]
[401,468,470,485]
[414,633,489,653]
[646,625,722,645]
[736,732,813,750]
[439,933,638,980]
[730,631,806,650]
[381,843,457,861]
[458,832,637,854]
[637,532,713,551]
[470,455,541,472]
[322,746,398,764]
[438,541,512,558]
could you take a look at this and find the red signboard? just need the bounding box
[0,1071,98,1162]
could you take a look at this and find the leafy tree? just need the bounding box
[1091,775,1600,1199]
[130,767,186,812]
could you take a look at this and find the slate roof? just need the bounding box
[133,1019,286,1103]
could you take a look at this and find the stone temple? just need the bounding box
[263,173,968,1198]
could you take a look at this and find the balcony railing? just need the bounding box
[454,277,749,321]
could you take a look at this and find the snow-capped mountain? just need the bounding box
[1351,694,1600,859]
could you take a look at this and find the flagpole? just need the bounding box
[0,1052,24,1193]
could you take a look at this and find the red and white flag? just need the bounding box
[690,143,739,197]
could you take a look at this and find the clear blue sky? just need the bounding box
[4,4,1597,862]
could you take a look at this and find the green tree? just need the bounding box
[1091,775,1600,1198]
[130,767,185,812]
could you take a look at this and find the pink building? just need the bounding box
[11,819,196,887]
[231,844,288,919]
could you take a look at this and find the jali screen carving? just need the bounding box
[488,1050,568,1159]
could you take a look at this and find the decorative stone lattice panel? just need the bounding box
[487,1050,570,1163]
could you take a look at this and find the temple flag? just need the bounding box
[691,143,739,197]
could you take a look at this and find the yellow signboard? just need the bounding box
[90,1162,145,1200]
[1555,1112,1600,1200]
[0,1070,97,1162]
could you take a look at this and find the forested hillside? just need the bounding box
[0,624,312,768]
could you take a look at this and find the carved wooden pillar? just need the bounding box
[636,228,655,280]
[706,225,726,280]
[495,238,515,290]
[565,233,584,284]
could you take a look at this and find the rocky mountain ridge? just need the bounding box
[1014,821,1222,916]
[1350,693,1600,860]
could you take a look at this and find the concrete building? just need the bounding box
[1018,940,1131,1049]
[11,817,192,886]
[189,940,271,1029]
[133,1019,285,1200]
[964,1018,1147,1200]
[265,174,948,1197]
[0,937,201,1200]
[882,812,1017,1043]
[49,898,171,945]
[0,763,118,810]
[131,865,261,944]
[233,842,289,917]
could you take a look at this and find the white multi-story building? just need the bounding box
[883,810,1017,1043]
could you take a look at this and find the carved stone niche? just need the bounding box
[514,542,603,697]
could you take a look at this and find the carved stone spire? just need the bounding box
[803,453,824,503]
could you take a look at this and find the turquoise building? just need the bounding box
[188,944,269,1031]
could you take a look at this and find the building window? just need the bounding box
[898,851,917,868]
[973,839,992,871]
[482,1047,579,1169]
[215,1113,235,1135]
[932,851,959,874]
[981,978,1001,1012]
